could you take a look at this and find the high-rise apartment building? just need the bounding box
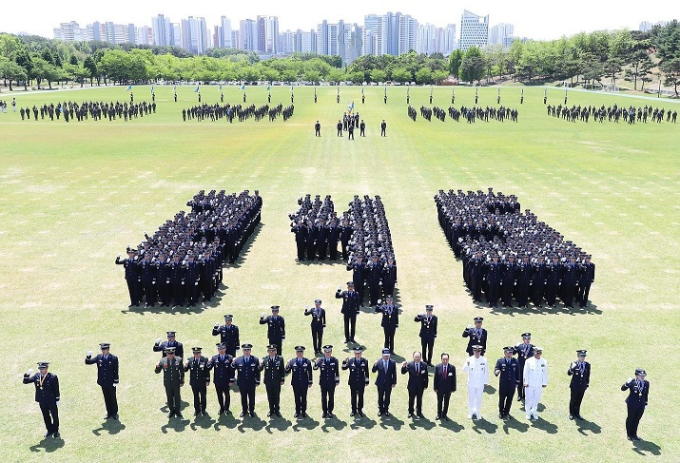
[459,10,489,51]
[181,16,209,54]
[489,23,514,47]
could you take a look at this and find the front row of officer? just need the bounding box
[23,345,650,442]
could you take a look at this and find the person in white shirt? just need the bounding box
[523,346,548,420]
[462,345,489,419]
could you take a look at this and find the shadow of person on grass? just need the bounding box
[407,416,436,431]
[92,419,126,436]
[632,439,661,456]
[321,418,348,432]
[502,417,529,434]
[213,413,239,431]
[349,416,377,430]
[29,436,65,453]
[439,418,465,432]
[264,417,293,434]
[575,418,601,435]
[237,414,266,432]
[531,416,558,434]
[160,417,189,433]
[378,414,405,430]
[189,414,216,431]
[292,416,320,432]
[229,222,264,269]
[472,418,498,434]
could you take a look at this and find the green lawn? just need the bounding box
[0,84,678,462]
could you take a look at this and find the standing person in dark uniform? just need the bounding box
[622,368,649,441]
[340,218,353,260]
[347,252,367,306]
[513,333,534,401]
[577,255,595,308]
[184,347,211,417]
[291,219,309,262]
[23,362,60,438]
[260,306,286,353]
[433,353,456,421]
[485,254,502,308]
[342,347,370,417]
[372,348,397,416]
[494,346,520,419]
[375,295,399,354]
[561,255,579,308]
[462,317,487,356]
[154,347,185,418]
[115,248,139,307]
[414,305,438,367]
[336,120,343,136]
[516,254,532,308]
[304,299,326,355]
[232,344,260,417]
[212,314,240,357]
[315,120,321,136]
[380,120,386,136]
[327,217,340,261]
[209,343,234,415]
[139,253,156,307]
[314,345,340,418]
[545,255,562,308]
[348,122,354,140]
[359,120,366,137]
[153,331,184,359]
[286,346,313,418]
[381,255,397,299]
[85,343,119,420]
[568,349,591,420]
[336,281,360,343]
[501,254,518,307]
[365,253,382,308]
[259,344,285,417]
[531,256,547,307]
[401,351,428,419]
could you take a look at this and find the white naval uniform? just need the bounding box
[462,355,489,417]
[523,356,548,418]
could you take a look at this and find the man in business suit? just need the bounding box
[23,362,61,438]
[567,349,591,420]
[462,317,488,356]
[336,281,360,344]
[85,343,119,420]
[375,295,399,354]
[401,351,429,419]
[622,368,649,441]
[434,353,456,421]
[232,344,260,417]
[414,305,438,367]
[304,299,326,355]
[260,306,286,354]
[314,345,340,418]
[259,344,285,417]
[372,348,397,417]
[285,346,314,418]
[463,345,489,420]
[342,347,370,417]
[494,346,520,419]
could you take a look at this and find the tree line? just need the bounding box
[1,20,679,95]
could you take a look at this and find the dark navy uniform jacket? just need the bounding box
[209,354,234,388]
[314,356,340,388]
[286,357,313,388]
[24,372,60,405]
[85,354,119,387]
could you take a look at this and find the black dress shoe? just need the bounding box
[408,413,413,418]
[443,416,450,422]
[275,411,281,417]
[302,412,307,418]
[167,412,174,418]
[294,412,299,418]
[239,412,245,418]
[52,432,60,439]
[249,412,255,417]
[322,413,327,418]
[104,414,111,420]
[435,414,441,420]
[507,414,513,420]
[267,411,272,417]
[112,414,119,420]
[225,409,231,415]
[633,436,641,441]
[194,411,200,417]
[576,415,584,420]
[176,413,184,419]
[44,432,52,438]
[377,411,382,417]
[358,410,364,417]
[627,436,633,441]
[569,415,574,420]
[350,411,355,417]
[384,411,390,417]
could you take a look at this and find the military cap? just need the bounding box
[216,343,226,349]
[381,348,391,355]
[191,347,202,353]
[635,368,646,376]
[164,347,176,354]
[294,346,306,352]
[472,345,483,351]
[166,331,176,337]
[503,346,515,352]
[347,281,355,287]
[314,299,322,304]
[323,345,333,352]
[425,305,434,311]
[37,362,50,369]
[474,317,483,322]
[385,295,393,300]
[353,347,364,354]
[99,343,111,350]
[271,305,280,311]
[576,350,587,356]
[266,344,277,351]
[224,314,233,320]
[521,332,531,338]
[241,343,253,350]
[533,346,544,353]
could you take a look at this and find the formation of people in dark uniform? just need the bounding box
[182,102,294,123]
[17,100,156,122]
[289,194,345,262]
[115,189,262,308]
[547,102,677,124]
[435,188,595,310]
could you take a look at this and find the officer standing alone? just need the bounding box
[23,362,60,438]
[494,346,519,419]
[622,368,649,440]
[85,343,119,420]
[567,349,590,420]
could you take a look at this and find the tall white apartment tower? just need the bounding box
[459,10,489,51]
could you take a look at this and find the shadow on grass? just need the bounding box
[439,418,465,432]
[484,385,496,394]
[321,417,348,432]
[530,416,558,434]
[229,222,264,269]
[236,414,267,432]
[487,301,602,317]
[471,417,498,434]
[213,413,239,430]
[160,417,189,433]
[29,436,65,453]
[92,419,126,436]
[502,417,529,434]
[576,418,601,435]
[189,414,216,431]
[264,417,293,433]
[378,414,405,430]
[407,416,436,430]
[292,416,320,431]
[632,439,661,456]
[349,416,377,430]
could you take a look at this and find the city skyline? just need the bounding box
[2,0,677,41]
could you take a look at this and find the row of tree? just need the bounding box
[1,20,680,94]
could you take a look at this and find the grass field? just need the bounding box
[0,83,679,463]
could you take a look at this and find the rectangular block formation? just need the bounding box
[435,188,595,310]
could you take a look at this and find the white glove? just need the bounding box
[627,377,633,383]
[56,400,60,406]
[467,325,473,329]
[214,322,220,328]
[337,286,342,291]
[27,368,33,375]
[117,255,121,259]
[156,338,162,344]
[261,313,266,318]
[87,351,93,357]
[113,383,117,388]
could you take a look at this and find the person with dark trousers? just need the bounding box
[414,305,438,366]
[115,248,139,307]
[513,332,534,401]
[212,314,240,357]
[85,343,119,420]
[342,347,370,417]
[622,368,649,441]
[304,299,326,355]
[260,306,286,353]
[232,344,260,417]
[23,362,60,438]
[433,353,456,421]
[462,316,488,356]
[375,295,399,354]
[401,351,429,419]
[285,346,313,418]
[184,347,211,417]
[568,349,591,420]
[494,346,520,419]
[209,343,234,415]
[154,347,185,418]
[259,344,285,417]
[336,281,360,344]
[314,345,340,418]
[372,348,397,416]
